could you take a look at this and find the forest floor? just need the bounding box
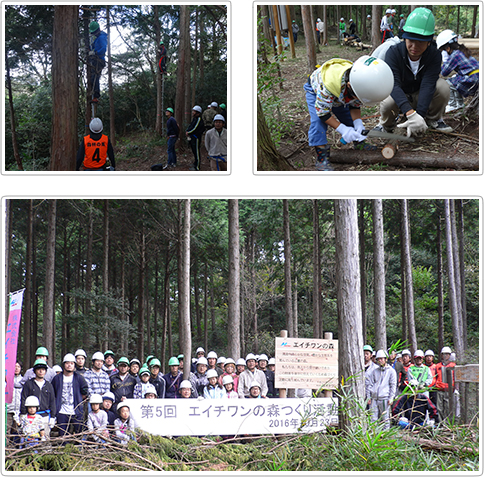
[115,132,213,172]
[259,39,480,172]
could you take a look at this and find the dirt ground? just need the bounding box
[259,40,480,172]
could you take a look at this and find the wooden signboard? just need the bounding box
[274,337,338,390]
[454,364,479,383]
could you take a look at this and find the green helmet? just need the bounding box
[177,354,184,360]
[220,103,226,109]
[149,358,161,368]
[363,345,373,352]
[166,107,174,114]
[139,366,150,376]
[117,357,130,366]
[402,7,435,41]
[35,347,49,357]
[104,350,115,358]
[146,355,154,364]
[89,21,100,34]
[33,358,48,370]
[160,40,164,45]
[168,357,180,366]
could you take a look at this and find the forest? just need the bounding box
[257,5,480,171]
[4,4,227,171]
[4,198,480,472]
[5,198,479,371]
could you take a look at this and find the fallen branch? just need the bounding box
[401,434,477,455]
[430,129,479,142]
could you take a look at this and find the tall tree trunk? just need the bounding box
[401,199,417,353]
[372,199,387,351]
[334,200,365,428]
[272,5,283,55]
[107,6,115,145]
[449,200,463,330]
[371,5,382,48]
[43,200,57,365]
[120,250,127,355]
[283,200,294,336]
[5,49,23,170]
[444,200,464,358]
[102,200,110,349]
[179,200,192,381]
[175,5,189,131]
[312,200,321,338]
[154,5,163,136]
[194,257,202,342]
[301,6,316,74]
[22,201,34,366]
[228,200,241,359]
[436,211,445,351]
[323,5,328,45]
[50,6,78,170]
[358,200,367,342]
[285,5,296,58]
[137,228,146,359]
[456,200,467,350]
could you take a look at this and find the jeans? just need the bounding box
[304,80,354,146]
[167,136,177,165]
[89,56,106,99]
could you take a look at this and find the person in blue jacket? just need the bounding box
[51,353,89,438]
[88,21,108,102]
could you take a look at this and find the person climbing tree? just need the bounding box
[158,40,167,74]
[88,21,108,103]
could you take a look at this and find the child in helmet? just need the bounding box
[436,29,479,112]
[222,375,238,399]
[114,402,136,445]
[203,369,226,399]
[87,394,109,442]
[133,366,151,399]
[304,56,393,171]
[144,384,158,399]
[179,380,194,398]
[19,396,45,447]
[101,392,117,428]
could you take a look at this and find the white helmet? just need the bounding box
[102,391,115,401]
[144,384,157,396]
[89,117,103,134]
[207,351,218,359]
[236,358,246,366]
[196,347,205,354]
[436,29,458,49]
[441,346,452,354]
[222,375,234,385]
[213,114,225,122]
[210,101,218,108]
[224,358,235,366]
[249,381,261,390]
[53,364,63,373]
[217,356,226,364]
[349,56,394,106]
[25,395,40,407]
[92,351,105,361]
[89,393,103,404]
[268,358,276,365]
[206,369,218,379]
[424,349,435,357]
[246,353,256,361]
[258,354,268,362]
[402,349,411,356]
[192,105,202,113]
[63,353,76,363]
[375,349,387,359]
[180,380,192,389]
[386,9,392,14]
[414,349,425,358]
[117,402,130,412]
[75,349,87,358]
[197,357,208,366]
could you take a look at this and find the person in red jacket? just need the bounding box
[434,346,455,422]
[424,349,438,406]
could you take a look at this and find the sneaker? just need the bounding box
[162,163,169,170]
[189,165,199,171]
[372,124,394,134]
[427,119,453,133]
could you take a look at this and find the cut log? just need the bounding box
[381,143,397,159]
[330,150,479,170]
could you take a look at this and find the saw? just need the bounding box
[362,129,415,143]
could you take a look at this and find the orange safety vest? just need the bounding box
[83,134,108,169]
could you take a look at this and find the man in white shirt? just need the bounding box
[205,114,227,171]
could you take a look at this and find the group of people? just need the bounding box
[6,346,280,447]
[364,344,458,430]
[305,7,479,171]
[380,9,407,42]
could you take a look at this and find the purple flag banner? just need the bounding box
[5,289,25,404]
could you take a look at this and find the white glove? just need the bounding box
[397,111,428,137]
[336,123,367,143]
[197,396,204,401]
[49,417,56,427]
[89,50,96,56]
[409,379,419,387]
[441,50,450,64]
[353,118,365,134]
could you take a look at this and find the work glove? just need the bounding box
[88,50,96,57]
[336,123,367,143]
[397,111,428,137]
[353,118,365,135]
[49,417,56,427]
[409,379,419,387]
